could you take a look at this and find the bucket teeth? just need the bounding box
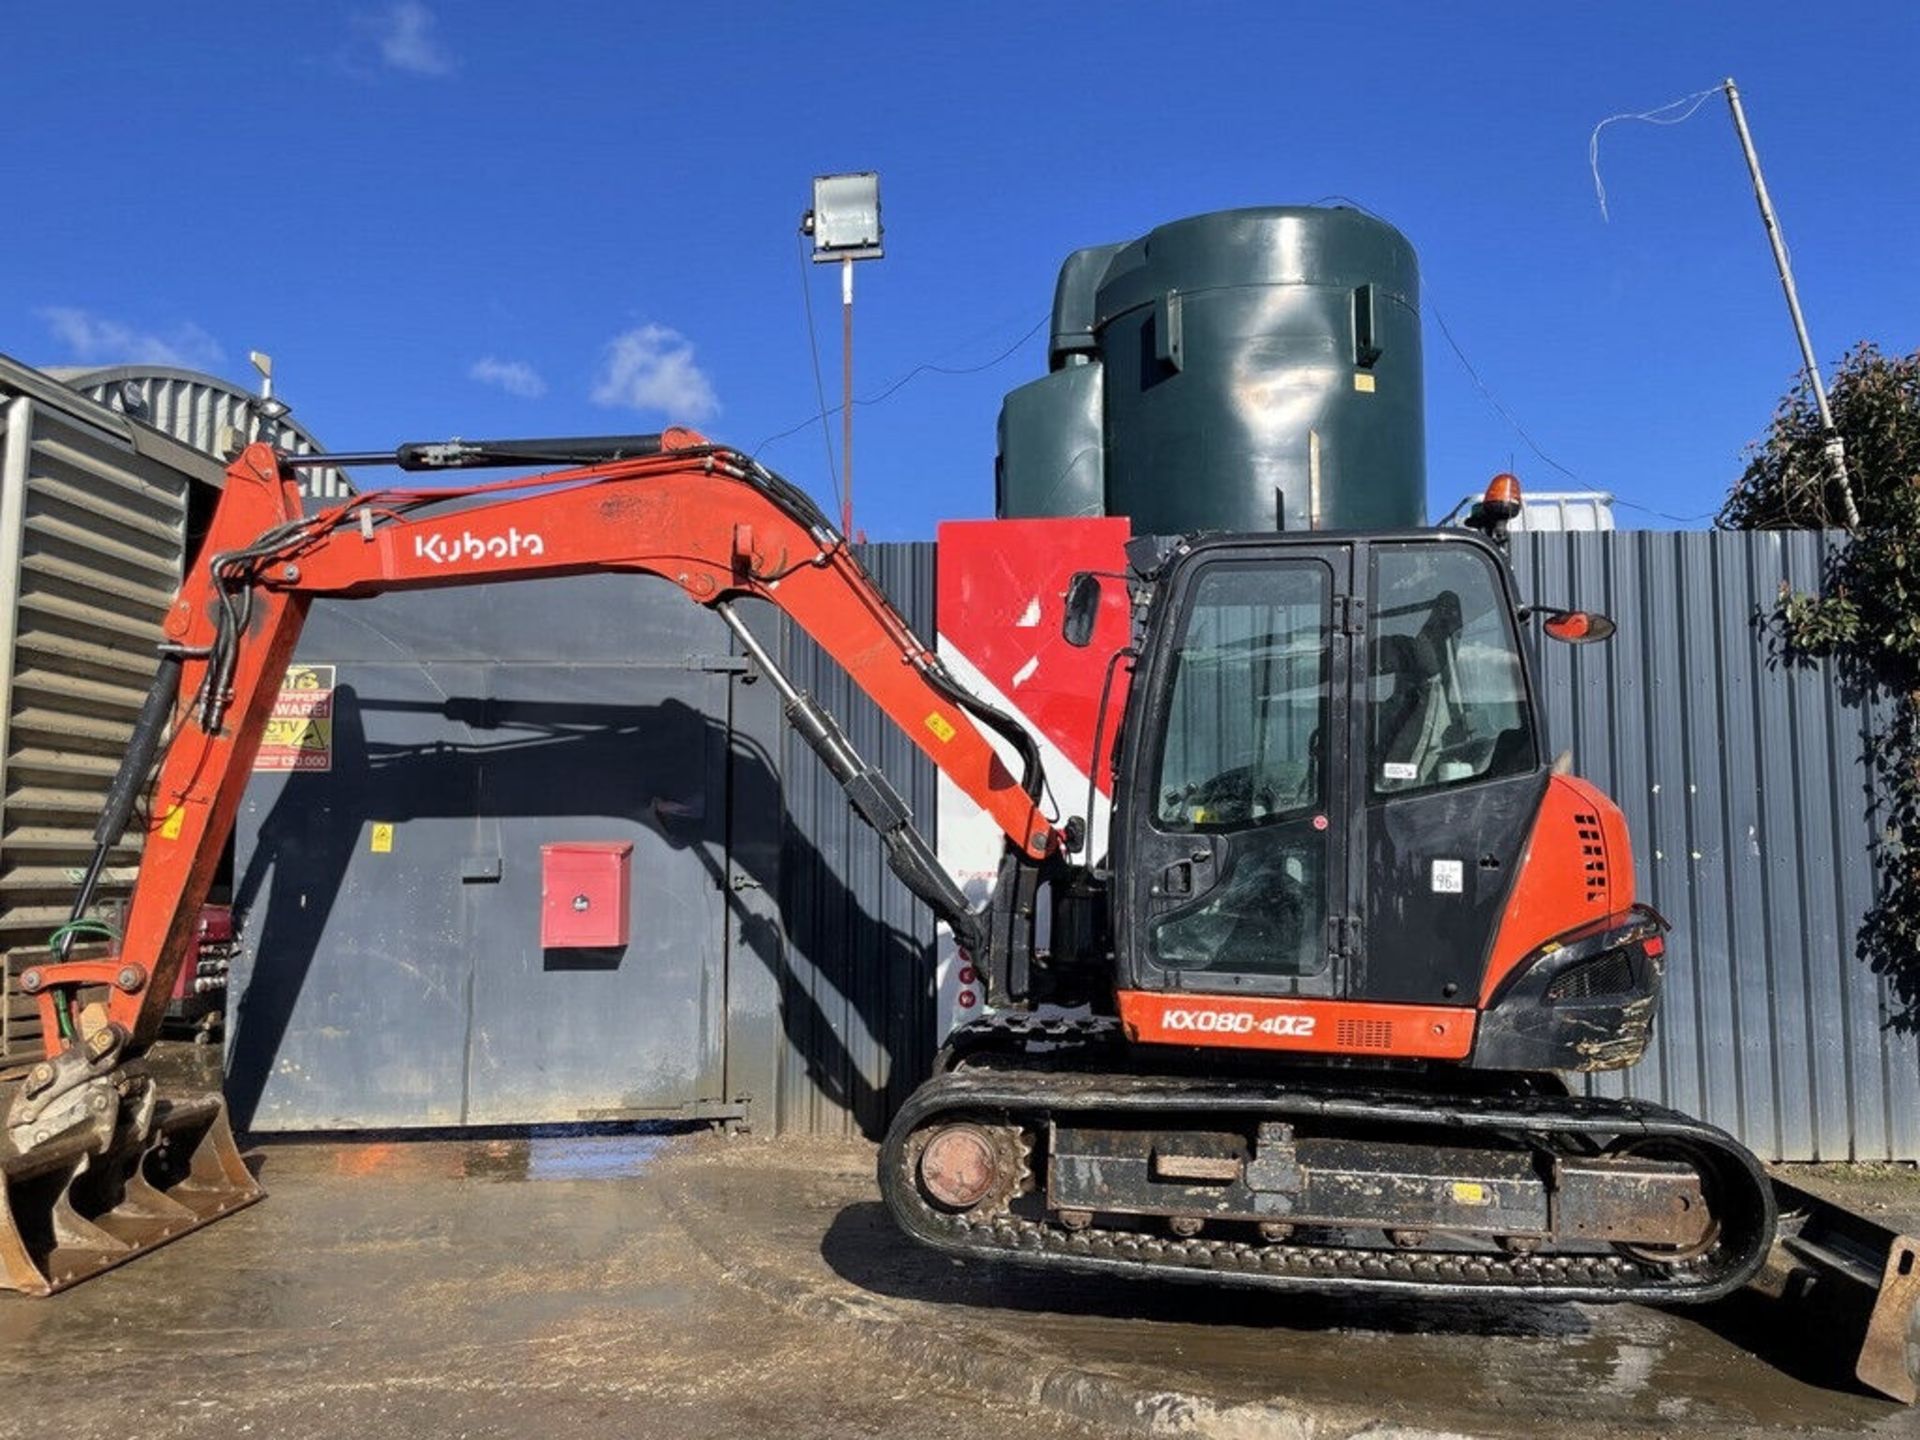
[0,1088,262,1296]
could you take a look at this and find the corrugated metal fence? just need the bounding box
[763,546,940,1137]
[814,534,1918,1159]
[1513,530,1920,1161]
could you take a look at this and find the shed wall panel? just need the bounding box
[0,387,192,1064]
[226,574,744,1130]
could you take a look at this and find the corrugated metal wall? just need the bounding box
[0,359,219,1065]
[227,575,748,1132]
[765,546,940,1136]
[1512,530,1920,1161]
[219,548,942,1139]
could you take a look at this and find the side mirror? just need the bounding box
[1540,609,1616,645]
[1062,572,1102,648]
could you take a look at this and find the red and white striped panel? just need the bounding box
[933,517,1132,1032]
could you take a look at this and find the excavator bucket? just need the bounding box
[0,1089,261,1296]
[1761,1179,1920,1404]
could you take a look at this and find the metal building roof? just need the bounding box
[46,363,351,499]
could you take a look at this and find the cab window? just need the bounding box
[1155,562,1330,830]
[1369,545,1533,796]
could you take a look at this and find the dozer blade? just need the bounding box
[0,1090,262,1296]
[1760,1179,1920,1404]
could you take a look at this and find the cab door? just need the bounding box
[1113,543,1353,997]
[1352,537,1546,1004]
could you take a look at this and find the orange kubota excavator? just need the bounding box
[1,431,1913,1398]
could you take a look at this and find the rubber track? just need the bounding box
[880,1063,1777,1306]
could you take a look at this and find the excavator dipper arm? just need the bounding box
[0,432,1056,1293]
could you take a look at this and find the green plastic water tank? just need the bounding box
[997,206,1426,532]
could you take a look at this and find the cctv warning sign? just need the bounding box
[254,664,334,772]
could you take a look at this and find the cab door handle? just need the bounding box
[1160,849,1215,897]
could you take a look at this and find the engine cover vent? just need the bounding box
[1573,810,1608,904]
[1546,948,1637,1003]
[1335,1018,1394,1050]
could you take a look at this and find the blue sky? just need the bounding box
[8,3,1916,537]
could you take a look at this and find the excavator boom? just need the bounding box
[1,431,1060,1294]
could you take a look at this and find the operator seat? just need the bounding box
[1374,632,1445,784]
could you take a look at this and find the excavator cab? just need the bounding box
[1107,529,1564,1032]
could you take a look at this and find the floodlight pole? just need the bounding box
[1722,77,1860,529]
[806,170,882,537]
[842,257,855,539]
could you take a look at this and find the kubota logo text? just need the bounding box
[413,527,547,564]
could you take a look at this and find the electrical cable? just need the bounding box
[927,305,1047,365]
[1424,301,1582,488]
[1428,301,1719,524]
[794,233,843,521]
[752,312,1048,457]
[851,313,1049,409]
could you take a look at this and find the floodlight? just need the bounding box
[807,172,883,262]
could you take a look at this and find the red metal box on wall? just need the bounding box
[540,841,633,948]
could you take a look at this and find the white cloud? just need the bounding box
[359,2,456,76]
[38,307,225,370]
[468,357,546,398]
[590,325,719,422]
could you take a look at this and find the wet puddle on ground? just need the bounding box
[261,1124,682,1183]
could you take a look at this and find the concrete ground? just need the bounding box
[2,1120,1916,1440]
[0,1134,1100,1440]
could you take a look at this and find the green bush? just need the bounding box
[1722,344,1920,1027]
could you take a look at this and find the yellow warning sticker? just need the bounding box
[1353,372,1377,393]
[1451,1181,1492,1206]
[924,712,957,743]
[370,822,394,854]
[158,805,186,840]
